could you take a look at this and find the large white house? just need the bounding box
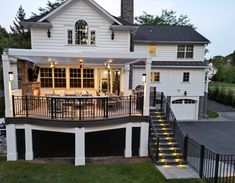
[2,0,209,165]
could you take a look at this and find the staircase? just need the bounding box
[149,108,186,166]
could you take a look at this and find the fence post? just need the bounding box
[129,95,132,116]
[214,154,220,183]
[25,95,28,117]
[12,95,15,117]
[160,92,163,111]
[199,145,205,178]
[183,134,188,161]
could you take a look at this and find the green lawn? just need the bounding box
[0,157,203,183]
[209,82,235,91]
[207,109,219,118]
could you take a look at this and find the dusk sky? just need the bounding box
[0,0,235,58]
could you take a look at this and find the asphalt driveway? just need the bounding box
[179,121,235,154]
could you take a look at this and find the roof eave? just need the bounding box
[21,22,52,29]
[133,65,208,69]
[133,40,210,44]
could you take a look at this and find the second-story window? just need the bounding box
[75,20,89,45]
[183,72,190,82]
[90,31,96,45]
[67,30,73,45]
[151,72,160,82]
[177,45,194,59]
[148,45,156,56]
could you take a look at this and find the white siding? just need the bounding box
[10,63,18,90]
[134,44,205,61]
[31,0,130,52]
[132,68,205,96]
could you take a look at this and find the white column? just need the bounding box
[75,127,85,166]
[143,58,152,116]
[139,122,149,157]
[2,51,13,117]
[25,124,33,160]
[6,124,18,161]
[124,123,132,158]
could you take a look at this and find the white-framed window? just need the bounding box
[83,68,94,88]
[40,68,53,88]
[172,99,183,104]
[67,30,73,45]
[185,99,196,104]
[54,68,66,88]
[183,72,190,82]
[151,72,160,82]
[90,30,96,45]
[148,45,156,55]
[70,68,81,88]
[75,20,89,45]
[177,45,194,59]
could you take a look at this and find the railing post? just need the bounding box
[12,95,15,117]
[129,95,132,116]
[51,97,54,119]
[156,136,159,161]
[160,92,163,111]
[54,98,57,119]
[214,154,220,183]
[183,134,188,161]
[79,98,82,120]
[25,95,29,117]
[153,87,156,107]
[199,145,205,178]
[106,97,109,118]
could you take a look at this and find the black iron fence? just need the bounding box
[12,95,144,120]
[157,92,235,183]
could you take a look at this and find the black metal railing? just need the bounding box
[149,119,160,163]
[12,95,144,120]
[157,92,235,183]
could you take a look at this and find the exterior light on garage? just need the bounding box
[184,91,187,96]
[9,72,14,82]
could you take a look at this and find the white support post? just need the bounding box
[139,122,149,157]
[75,127,85,166]
[25,124,33,161]
[124,123,132,158]
[2,51,13,117]
[143,58,152,116]
[6,124,18,161]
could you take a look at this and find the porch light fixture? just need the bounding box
[47,29,51,38]
[8,72,14,82]
[142,74,146,83]
[111,31,115,40]
[79,59,84,69]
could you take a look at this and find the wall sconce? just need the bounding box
[111,31,115,40]
[9,72,14,82]
[142,74,146,83]
[79,59,84,69]
[47,29,51,38]
[184,91,187,96]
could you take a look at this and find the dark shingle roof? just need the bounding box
[112,16,134,25]
[134,61,208,67]
[133,25,210,44]
[23,12,50,23]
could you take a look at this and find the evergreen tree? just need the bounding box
[135,10,195,29]
[37,0,65,15]
[10,5,26,34]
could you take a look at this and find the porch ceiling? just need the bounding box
[8,49,148,66]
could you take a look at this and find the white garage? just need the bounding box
[171,99,198,121]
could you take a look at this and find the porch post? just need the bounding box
[124,123,132,158]
[139,122,149,157]
[75,127,85,166]
[2,50,13,117]
[6,124,18,161]
[143,58,152,116]
[25,124,34,160]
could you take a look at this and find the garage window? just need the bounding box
[183,72,190,82]
[185,99,196,104]
[172,99,183,104]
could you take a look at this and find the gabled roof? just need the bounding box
[23,0,123,26]
[133,25,210,44]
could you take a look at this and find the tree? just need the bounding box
[10,5,26,34]
[10,6,31,49]
[36,0,65,15]
[0,25,12,55]
[231,50,235,66]
[135,10,195,29]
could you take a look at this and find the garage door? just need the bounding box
[171,99,197,120]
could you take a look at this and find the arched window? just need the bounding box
[75,20,88,45]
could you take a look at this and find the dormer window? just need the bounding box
[75,20,89,45]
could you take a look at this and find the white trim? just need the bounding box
[39,0,122,25]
